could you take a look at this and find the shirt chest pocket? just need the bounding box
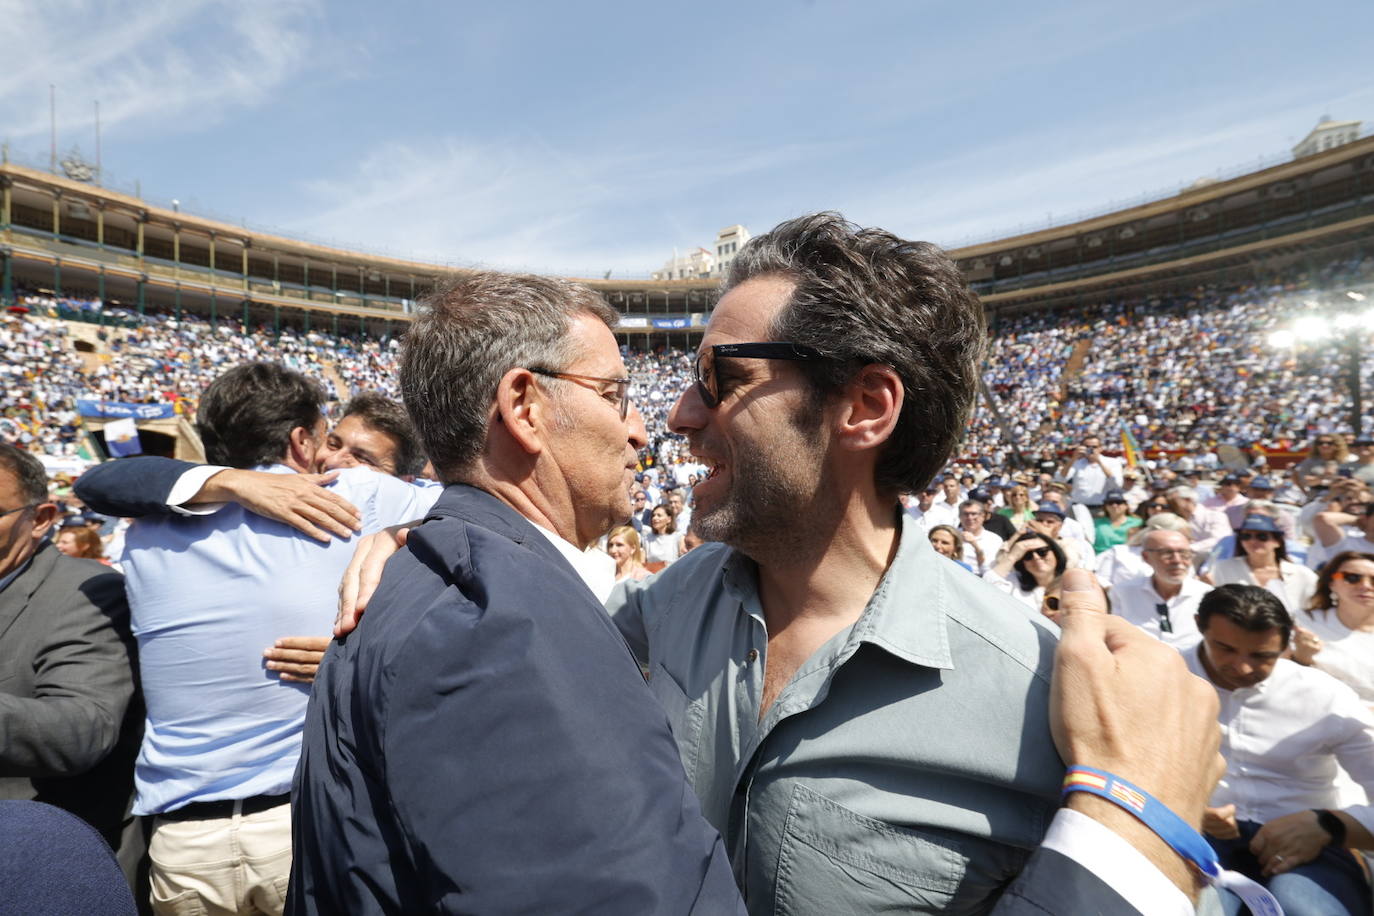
[772,784,1020,916]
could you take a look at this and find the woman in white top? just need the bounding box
[641,504,684,567]
[1294,550,1374,707]
[984,531,1067,619]
[1210,514,1317,615]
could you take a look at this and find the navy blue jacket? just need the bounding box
[287,485,744,915]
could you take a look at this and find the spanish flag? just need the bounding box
[1063,770,1108,791]
[1120,421,1143,468]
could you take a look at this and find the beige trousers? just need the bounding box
[148,801,292,916]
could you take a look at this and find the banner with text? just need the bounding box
[77,400,176,421]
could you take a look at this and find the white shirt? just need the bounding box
[958,527,1003,575]
[1186,505,1233,556]
[643,530,683,565]
[1067,454,1123,506]
[1183,650,1374,834]
[1298,608,1374,706]
[920,501,958,530]
[1057,535,1095,571]
[530,523,616,603]
[982,568,1045,612]
[1040,809,1191,916]
[1095,543,1149,588]
[1108,574,1211,647]
[1210,557,1317,616]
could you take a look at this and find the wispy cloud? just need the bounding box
[0,0,318,149]
[845,80,1374,249]
[278,132,857,276]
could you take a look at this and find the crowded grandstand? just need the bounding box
[3,125,1374,915]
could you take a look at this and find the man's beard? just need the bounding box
[692,414,836,561]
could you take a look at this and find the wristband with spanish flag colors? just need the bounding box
[1061,766,1282,916]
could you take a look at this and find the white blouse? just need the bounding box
[1298,608,1374,706]
[1210,557,1317,615]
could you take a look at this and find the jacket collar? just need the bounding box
[0,542,58,644]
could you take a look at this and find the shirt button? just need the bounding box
[746,649,759,663]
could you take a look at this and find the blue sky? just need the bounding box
[4,0,1372,277]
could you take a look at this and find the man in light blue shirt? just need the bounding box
[77,362,435,916]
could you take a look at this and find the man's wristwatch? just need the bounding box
[1313,809,1347,847]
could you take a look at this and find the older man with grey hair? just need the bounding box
[1166,484,1232,562]
[288,272,745,915]
[1108,528,1212,646]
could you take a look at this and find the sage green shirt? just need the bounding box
[607,516,1066,914]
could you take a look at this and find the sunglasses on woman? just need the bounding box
[1334,571,1374,586]
[1022,546,1054,560]
[1238,531,1274,542]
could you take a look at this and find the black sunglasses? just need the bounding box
[692,342,825,408]
[1023,546,1054,560]
[1238,531,1274,542]
[1335,571,1374,586]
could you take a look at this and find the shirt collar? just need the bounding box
[718,513,954,670]
[528,522,615,602]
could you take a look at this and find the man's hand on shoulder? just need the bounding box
[199,469,362,542]
[334,523,415,636]
[1051,568,1224,900]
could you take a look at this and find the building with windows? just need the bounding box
[1293,116,1363,159]
[712,224,750,278]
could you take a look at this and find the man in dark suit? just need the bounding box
[0,444,141,851]
[287,272,745,914]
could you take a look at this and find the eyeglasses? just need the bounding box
[1317,440,1336,447]
[692,342,825,409]
[0,503,38,521]
[1144,548,1192,560]
[1334,571,1374,586]
[1239,531,1274,542]
[1023,546,1054,560]
[529,368,632,420]
[1144,503,1167,511]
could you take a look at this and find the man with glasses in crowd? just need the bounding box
[0,443,140,854]
[956,498,1003,574]
[1107,528,1211,646]
[289,272,744,914]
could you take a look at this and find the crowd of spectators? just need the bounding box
[7,247,1374,914]
[6,251,1374,474]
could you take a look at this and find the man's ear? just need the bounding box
[30,503,59,543]
[288,425,318,469]
[834,364,903,452]
[494,368,549,456]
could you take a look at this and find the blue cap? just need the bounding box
[1034,501,1066,519]
[1249,476,1275,490]
[1103,489,1127,504]
[1238,514,1281,533]
[969,488,993,503]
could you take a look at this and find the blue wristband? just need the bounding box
[1062,766,1282,916]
